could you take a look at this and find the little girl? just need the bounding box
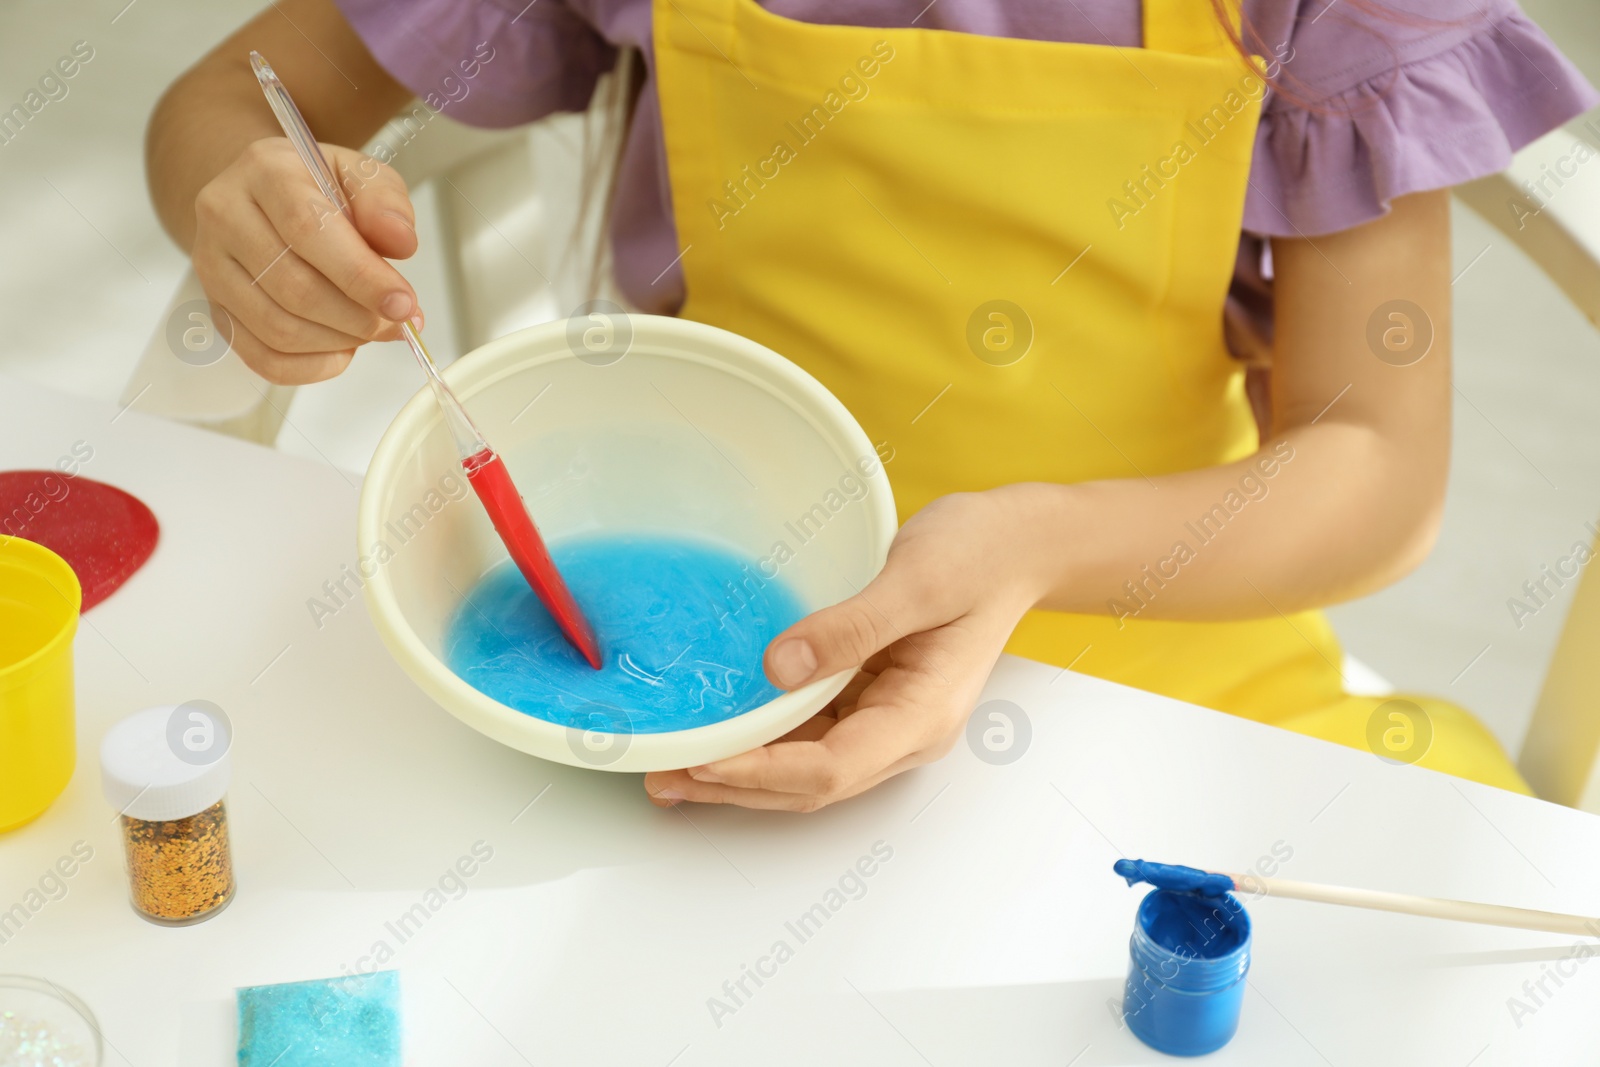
[146,0,1598,810]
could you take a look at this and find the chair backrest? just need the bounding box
[1453,123,1600,327]
[1520,553,1600,808]
[418,82,628,360]
[1456,118,1600,807]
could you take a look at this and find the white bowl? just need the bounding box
[358,315,896,772]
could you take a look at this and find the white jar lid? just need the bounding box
[100,705,232,823]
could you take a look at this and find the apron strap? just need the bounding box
[1142,0,1244,61]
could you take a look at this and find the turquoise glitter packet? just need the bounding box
[236,971,400,1066]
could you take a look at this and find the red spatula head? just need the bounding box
[461,448,602,669]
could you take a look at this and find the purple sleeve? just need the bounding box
[335,0,617,127]
[1241,0,1600,237]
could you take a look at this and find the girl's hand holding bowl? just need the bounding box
[649,488,1042,812]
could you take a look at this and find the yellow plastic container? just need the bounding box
[0,537,80,832]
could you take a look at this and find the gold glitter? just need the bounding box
[120,799,234,924]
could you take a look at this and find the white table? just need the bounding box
[3,374,1599,1066]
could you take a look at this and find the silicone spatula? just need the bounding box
[250,51,602,668]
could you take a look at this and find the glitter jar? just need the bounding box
[99,704,235,926]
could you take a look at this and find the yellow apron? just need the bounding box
[653,0,1529,792]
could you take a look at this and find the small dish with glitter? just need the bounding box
[0,975,102,1067]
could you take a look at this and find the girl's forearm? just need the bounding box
[147,55,282,250]
[145,0,411,250]
[1004,418,1445,623]
[1011,193,1457,626]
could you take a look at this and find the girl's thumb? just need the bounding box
[762,564,939,689]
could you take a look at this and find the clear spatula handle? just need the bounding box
[249,50,487,462]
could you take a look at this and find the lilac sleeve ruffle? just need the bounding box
[1244,10,1600,237]
[335,0,616,128]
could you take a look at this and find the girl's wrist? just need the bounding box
[983,481,1084,615]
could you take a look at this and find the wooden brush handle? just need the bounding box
[1226,873,1600,937]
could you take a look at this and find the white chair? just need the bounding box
[1454,123,1600,328]
[1460,118,1600,807]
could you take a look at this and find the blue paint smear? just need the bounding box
[444,533,807,734]
[1114,858,1236,901]
[236,971,400,1067]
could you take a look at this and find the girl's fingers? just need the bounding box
[232,200,398,342]
[229,315,355,385]
[642,713,836,804]
[242,141,416,321]
[326,143,419,261]
[687,669,949,797]
[825,667,878,717]
[648,752,926,813]
[199,247,377,355]
[772,711,839,745]
[762,558,949,691]
[213,286,357,386]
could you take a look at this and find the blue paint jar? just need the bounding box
[1122,888,1251,1056]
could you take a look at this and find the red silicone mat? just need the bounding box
[0,471,159,610]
